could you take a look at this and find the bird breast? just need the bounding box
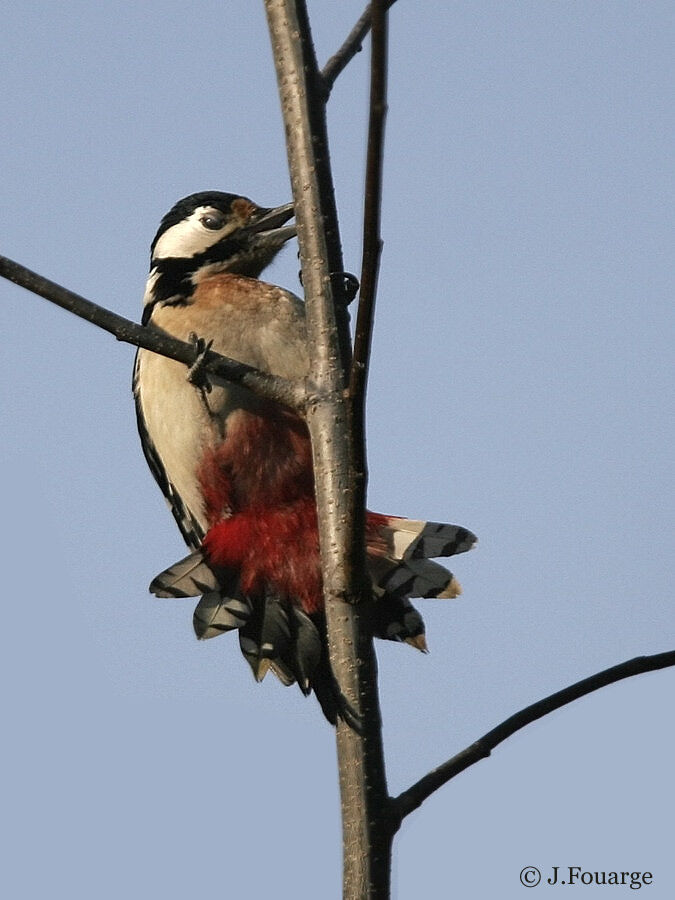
[136,273,310,532]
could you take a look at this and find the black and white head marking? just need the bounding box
[150,192,252,261]
[142,191,295,322]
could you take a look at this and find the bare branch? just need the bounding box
[265,2,392,896]
[349,0,388,543]
[392,650,675,825]
[321,0,397,96]
[0,254,305,411]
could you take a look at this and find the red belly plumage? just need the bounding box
[197,405,322,610]
[196,405,395,613]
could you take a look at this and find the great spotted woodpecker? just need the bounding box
[134,191,476,721]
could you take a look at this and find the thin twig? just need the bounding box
[321,0,397,97]
[391,650,675,826]
[349,0,388,587]
[0,254,305,411]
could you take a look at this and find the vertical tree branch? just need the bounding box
[349,0,388,545]
[264,2,392,896]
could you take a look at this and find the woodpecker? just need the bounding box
[134,190,476,721]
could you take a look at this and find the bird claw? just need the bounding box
[187,333,214,392]
[336,272,359,305]
[296,269,359,306]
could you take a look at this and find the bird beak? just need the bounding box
[248,202,296,250]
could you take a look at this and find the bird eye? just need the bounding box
[200,211,226,230]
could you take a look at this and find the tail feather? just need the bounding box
[375,517,477,562]
[243,603,323,692]
[267,660,296,687]
[238,594,293,683]
[370,556,462,601]
[148,512,477,724]
[193,590,252,640]
[150,549,217,598]
[287,607,322,694]
[309,655,339,725]
[370,595,427,648]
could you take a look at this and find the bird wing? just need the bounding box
[132,350,205,550]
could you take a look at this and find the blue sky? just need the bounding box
[1,2,673,897]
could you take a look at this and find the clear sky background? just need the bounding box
[1,3,673,898]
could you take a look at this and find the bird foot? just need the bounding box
[296,269,359,306]
[187,333,214,393]
[336,272,360,305]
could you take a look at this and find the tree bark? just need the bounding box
[265,2,393,896]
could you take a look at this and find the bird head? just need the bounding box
[143,191,296,321]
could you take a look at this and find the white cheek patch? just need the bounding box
[152,207,236,260]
